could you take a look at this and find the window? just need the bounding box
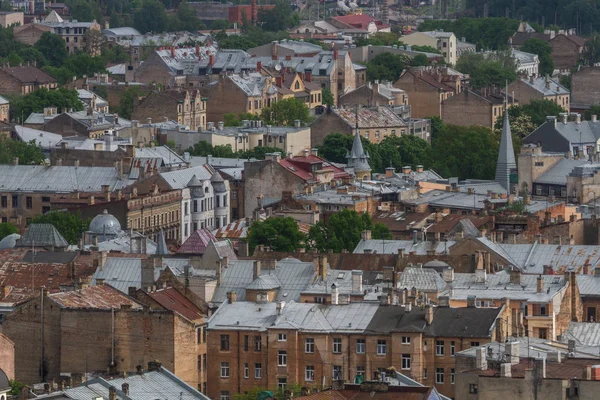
[243,335,249,351]
[356,365,365,377]
[535,161,544,167]
[436,340,444,356]
[470,342,480,347]
[435,368,444,384]
[220,391,230,400]
[443,42,447,48]
[254,336,262,351]
[220,362,230,378]
[305,338,315,353]
[305,365,315,381]
[469,384,478,394]
[244,363,249,379]
[539,328,548,339]
[333,365,342,380]
[333,338,342,354]
[401,354,411,370]
[278,378,287,391]
[365,131,369,139]
[255,363,262,379]
[216,196,220,208]
[423,368,427,379]
[278,350,287,366]
[401,336,411,344]
[41,196,50,202]
[356,339,365,354]
[278,333,287,341]
[451,368,455,384]
[377,340,386,355]
[202,354,206,371]
[197,355,202,371]
[450,341,455,356]
[197,328,202,344]
[11,195,17,208]
[193,200,198,212]
[220,335,229,351]
[0,196,6,208]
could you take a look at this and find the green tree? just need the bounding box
[411,53,430,67]
[31,210,90,245]
[518,99,565,126]
[258,0,299,32]
[247,217,305,254]
[581,34,600,67]
[116,86,142,119]
[134,0,168,33]
[35,32,68,67]
[218,35,257,51]
[356,32,400,46]
[366,52,410,83]
[260,98,312,126]
[409,45,442,54]
[0,138,44,165]
[17,47,46,67]
[188,142,237,158]
[307,209,370,252]
[9,380,25,396]
[584,105,600,121]
[455,52,517,89]
[176,1,203,31]
[210,19,231,30]
[322,88,334,106]
[431,124,499,180]
[521,38,554,76]
[378,135,432,170]
[10,87,83,122]
[0,222,18,240]
[317,133,354,164]
[372,223,392,240]
[239,146,282,160]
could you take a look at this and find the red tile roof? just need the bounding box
[331,14,389,31]
[49,284,142,310]
[147,287,205,322]
[279,155,350,182]
[176,228,217,254]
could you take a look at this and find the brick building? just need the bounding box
[441,89,517,129]
[0,334,15,380]
[37,11,102,55]
[339,81,409,108]
[206,300,507,399]
[0,96,8,123]
[571,66,600,110]
[3,284,207,389]
[13,23,52,46]
[576,272,600,322]
[394,67,462,118]
[0,11,23,27]
[0,65,57,95]
[550,33,585,71]
[507,75,570,110]
[132,89,207,132]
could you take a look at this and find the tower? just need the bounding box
[495,106,517,192]
[211,169,230,229]
[346,109,371,180]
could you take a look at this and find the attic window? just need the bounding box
[337,272,345,279]
[552,277,560,284]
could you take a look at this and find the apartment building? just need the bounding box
[132,89,207,131]
[400,31,457,65]
[206,299,506,399]
[0,65,57,95]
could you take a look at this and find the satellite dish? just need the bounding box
[275,64,282,71]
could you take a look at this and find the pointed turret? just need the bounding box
[346,110,371,179]
[495,107,516,192]
[155,229,170,255]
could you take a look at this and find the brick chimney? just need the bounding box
[257,61,262,71]
[121,383,129,395]
[252,260,261,280]
[209,54,215,66]
[425,304,434,325]
[537,275,544,293]
[227,291,237,304]
[108,387,117,400]
[351,270,363,293]
[171,47,175,58]
[331,283,339,305]
[318,255,328,280]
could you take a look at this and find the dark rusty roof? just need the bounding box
[147,287,205,322]
[49,284,142,310]
[0,65,56,84]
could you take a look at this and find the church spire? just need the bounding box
[495,104,516,192]
[346,106,371,179]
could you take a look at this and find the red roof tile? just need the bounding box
[147,287,205,322]
[279,155,349,182]
[332,14,389,31]
[177,228,217,254]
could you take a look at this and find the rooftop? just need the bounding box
[334,106,407,128]
[519,75,570,96]
[49,284,142,310]
[354,238,455,255]
[0,65,56,84]
[147,287,205,322]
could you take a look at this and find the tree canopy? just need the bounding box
[356,32,400,47]
[0,222,18,241]
[581,34,600,67]
[247,217,305,254]
[257,0,299,32]
[455,51,517,89]
[134,0,168,33]
[35,32,68,67]
[260,98,312,126]
[187,141,282,160]
[521,38,554,76]
[0,138,45,165]
[9,87,83,122]
[31,211,90,245]
[365,52,410,83]
[504,99,566,126]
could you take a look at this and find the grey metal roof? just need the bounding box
[576,275,600,297]
[188,156,254,168]
[404,189,489,210]
[302,269,387,296]
[457,181,508,195]
[211,258,316,304]
[17,224,68,248]
[102,27,141,36]
[397,266,447,292]
[36,367,209,400]
[160,164,213,190]
[441,270,566,302]
[93,232,158,254]
[0,233,20,250]
[91,257,166,294]
[245,275,282,290]
[519,75,569,96]
[134,146,187,168]
[13,125,63,149]
[0,95,8,105]
[564,322,600,346]
[0,165,123,193]
[534,158,588,185]
[353,239,455,255]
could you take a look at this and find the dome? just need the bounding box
[0,368,9,391]
[89,209,122,235]
[424,259,450,268]
[0,233,20,250]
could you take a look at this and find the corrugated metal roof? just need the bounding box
[160,164,213,190]
[50,285,142,310]
[353,239,455,255]
[91,257,165,294]
[535,158,588,185]
[576,274,600,296]
[397,267,447,292]
[18,224,68,248]
[13,125,62,148]
[564,322,600,346]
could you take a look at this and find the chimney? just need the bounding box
[318,255,328,280]
[109,387,117,400]
[475,266,486,283]
[361,230,372,240]
[476,347,488,370]
[13,157,18,166]
[294,119,301,128]
[351,270,363,293]
[195,44,200,56]
[398,248,405,258]
[506,341,520,364]
[440,267,454,283]
[500,363,512,378]
[385,167,395,177]
[252,260,261,280]
[537,275,544,293]
[209,54,215,66]
[333,49,338,60]
[227,291,237,304]
[425,304,434,325]
[438,295,449,307]
[534,357,546,379]
[593,115,598,122]
[331,283,339,305]
[276,300,285,315]
[509,268,521,285]
[467,295,476,307]
[171,47,175,58]
[121,383,129,395]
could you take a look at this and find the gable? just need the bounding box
[290,74,305,92]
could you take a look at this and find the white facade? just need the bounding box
[513,49,540,78]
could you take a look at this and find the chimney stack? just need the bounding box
[109,387,117,400]
[537,275,544,293]
[467,295,476,307]
[318,255,328,280]
[351,270,363,293]
[476,347,488,370]
[227,291,237,304]
[506,341,520,364]
[331,283,339,305]
[121,383,129,395]
[425,304,434,325]
[252,260,261,280]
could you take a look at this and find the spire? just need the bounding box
[155,229,169,255]
[495,107,516,192]
[346,106,371,177]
